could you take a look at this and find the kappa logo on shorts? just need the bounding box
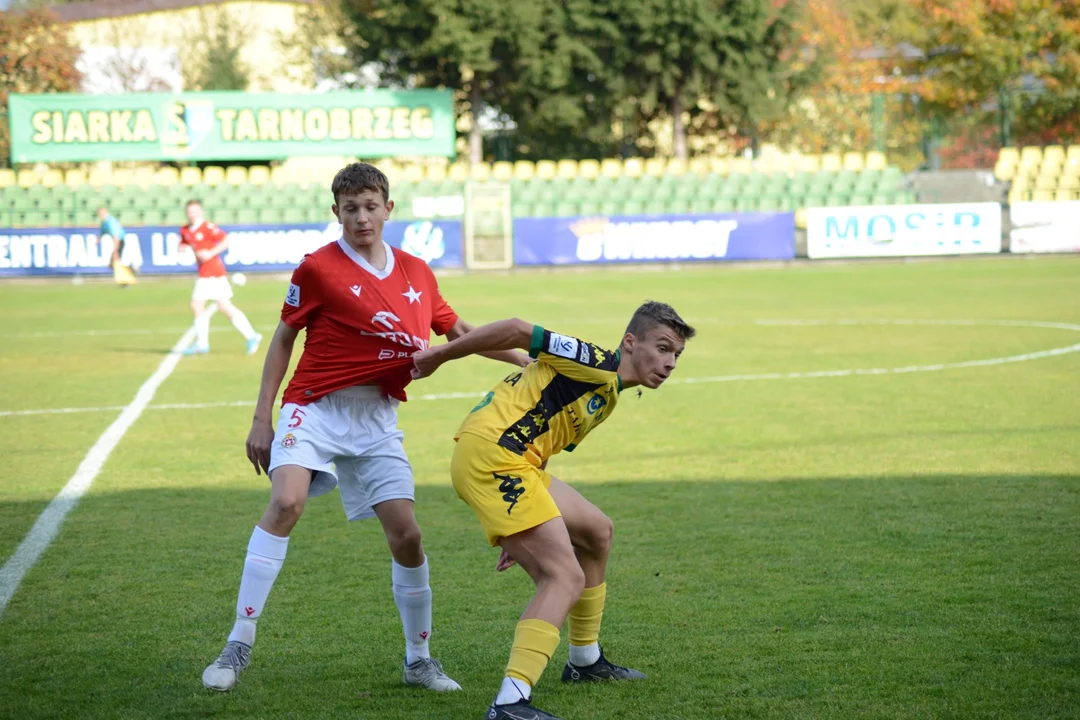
[494,472,525,515]
[282,433,297,448]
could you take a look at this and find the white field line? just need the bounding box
[0,328,196,617]
[3,319,1079,420]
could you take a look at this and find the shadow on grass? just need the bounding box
[0,474,1077,719]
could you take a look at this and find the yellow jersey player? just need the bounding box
[411,301,696,720]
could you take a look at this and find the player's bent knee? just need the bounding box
[558,564,587,601]
[269,492,306,525]
[386,523,423,558]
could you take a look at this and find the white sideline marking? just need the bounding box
[2,320,1079,420]
[0,328,196,617]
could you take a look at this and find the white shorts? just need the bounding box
[192,276,233,302]
[268,385,414,521]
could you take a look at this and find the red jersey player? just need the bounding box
[200,163,529,695]
[178,200,262,356]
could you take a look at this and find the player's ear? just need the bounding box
[332,204,341,224]
[621,332,635,353]
[386,199,394,214]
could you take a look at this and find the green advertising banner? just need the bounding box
[8,90,456,163]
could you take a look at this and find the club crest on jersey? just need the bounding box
[282,433,297,448]
[586,394,607,415]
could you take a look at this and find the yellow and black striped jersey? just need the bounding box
[455,326,623,467]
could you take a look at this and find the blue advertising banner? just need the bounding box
[512,213,795,265]
[0,219,463,277]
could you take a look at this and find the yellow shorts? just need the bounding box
[451,432,561,546]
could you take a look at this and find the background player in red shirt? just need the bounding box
[200,163,530,695]
[179,200,262,356]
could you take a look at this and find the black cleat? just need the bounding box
[486,699,563,720]
[561,648,647,682]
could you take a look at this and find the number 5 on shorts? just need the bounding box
[288,408,306,428]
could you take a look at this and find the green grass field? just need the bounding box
[1,256,1078,719]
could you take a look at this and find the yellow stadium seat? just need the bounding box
[535,160,557,180]
[998,147,1019,166]
[87,168,111,187]
[1006,187,1025,205]
[1035,176,1057,191]
[112,168,135,186]
[1043,145,1065,165]
[513,160,535,180]
[1032,189,1054,202]
[797,154,821,172]
[17,169,39,187]
[150,167,177,185]
[821,153,842,171]
[664,158,687,176]
[63,169,87,187]
[622,158,644,177]
[1010,174,1030,190]
[687,157,709,176]
[794,207,808,229]
[1054,189,1075,202]
[403,164,425,183]
[599,159,622,179]
[643,158,665,177]
[41,169,64,187]
[1019,146,1042,166]
[247,166,271,185]
[994,162,1016,182]
[708,157,729,175]
[842,151,864,171]
[180,167,203,185]
[269,166,291,185]
[202,166,226,185]
[448,163,469,182]
[865,151,887,170]
[0,169,15,187]
[556,159,578,179]
[470,163,492,181]
[225,166,248,184]
[773,154,795,173]
[578,159,600,179]
[425,164,448,183]
[492,161,513,181]
[729,157,753,175]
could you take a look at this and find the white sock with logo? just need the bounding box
[495,676,532,705]
[392,557,432,664]
[230,310,256,340]
[228,526,288,646]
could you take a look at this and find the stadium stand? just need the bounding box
[0,151,917,228]
[996,145,1080,204]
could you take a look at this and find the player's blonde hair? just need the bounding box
[332,162,390,204]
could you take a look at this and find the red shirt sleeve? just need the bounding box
[426,264,458,335]
[281,255,323,329]
[206,223,227,242]
[178,227,192,249]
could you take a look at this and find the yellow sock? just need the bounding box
[505,619,560,686]
[568,583,606,648]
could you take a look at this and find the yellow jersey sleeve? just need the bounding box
[528,325,621,385]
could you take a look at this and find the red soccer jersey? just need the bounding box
[280,239,459,405]
[179,221,228,278]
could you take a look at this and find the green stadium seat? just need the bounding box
[826,195,850,206]
[668,198,692,215]
[579,202,601,217]
[599,201,619,217]
[644,199,666,216]
[531,203,554,218]
[621,201,645,216]
[554,202,577,217]
[849,195,871,207]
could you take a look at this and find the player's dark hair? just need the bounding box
[625,301,696,342]
[186,199,202,208]
[332,162,389,204]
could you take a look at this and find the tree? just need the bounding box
[0,7,82,167]
[182,6,250,91]
[913,0,1080,147]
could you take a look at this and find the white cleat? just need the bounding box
[403,657,462,692]
[202,641,251,691]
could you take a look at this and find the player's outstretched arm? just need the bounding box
[444,318,531,368]
[412,318,533,379]
[246,321,299,475]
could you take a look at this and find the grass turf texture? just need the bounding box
[0,256,1078,719]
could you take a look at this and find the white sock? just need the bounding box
[569,642,601,667]
[230,310,257,340]
[392,557,432,664]
[227,526,289,646]
[495,676,531,705]
[194,313,211,349]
